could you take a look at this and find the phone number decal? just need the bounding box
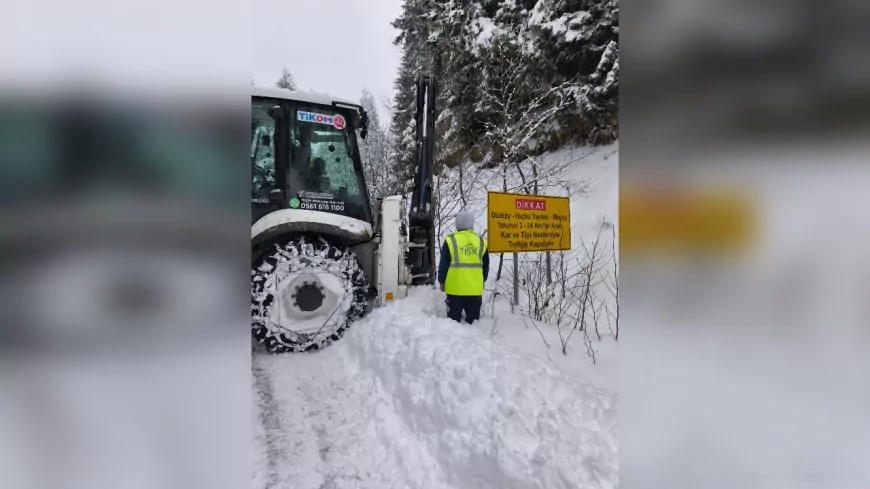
[299,201,345,212]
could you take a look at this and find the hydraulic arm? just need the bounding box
[405,75,437,285]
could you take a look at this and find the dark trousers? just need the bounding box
[446,295,482,324]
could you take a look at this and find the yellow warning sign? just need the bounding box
[620,184,757,255]
[487,191,572,253]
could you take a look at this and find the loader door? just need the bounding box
[251,97,287,224]
[288,105,373,225]
[251,96,373,226]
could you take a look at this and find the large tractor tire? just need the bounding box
[251,236,368,353]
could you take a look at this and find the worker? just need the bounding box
[306,157,330,191]
[438,210,489,324]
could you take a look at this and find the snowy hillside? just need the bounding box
[432,142,620,385]
[253,144,620,488]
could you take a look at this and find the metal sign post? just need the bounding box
[546,251,552,284]
[513,252,519,306]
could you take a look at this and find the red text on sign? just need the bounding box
[515,199,546,211]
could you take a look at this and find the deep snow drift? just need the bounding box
[252,287,618,489]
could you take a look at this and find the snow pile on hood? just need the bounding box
[340,287,619,489]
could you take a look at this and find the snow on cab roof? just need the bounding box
[251,86,358,107]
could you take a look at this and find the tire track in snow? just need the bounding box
[294,376,339,489]
[251,352,283,489]
[253,342,453,489]
[252,350,328,489]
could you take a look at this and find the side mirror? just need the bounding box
[359,110,369,140]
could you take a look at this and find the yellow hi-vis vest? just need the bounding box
[444,230,487,296]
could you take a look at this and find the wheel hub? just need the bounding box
[271,271,344,330]
[293,282,324,312]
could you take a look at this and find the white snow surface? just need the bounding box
[252,287,618,489]
[251,86,358,107]
[472,17,502,50]
[528,2,592,42]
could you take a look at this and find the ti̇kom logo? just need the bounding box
[298,111,346,130]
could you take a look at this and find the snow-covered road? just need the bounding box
[252,288,618,489]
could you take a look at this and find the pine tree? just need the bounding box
[275,67,298,90]
[388,0,619,173]
[358,89,395,207]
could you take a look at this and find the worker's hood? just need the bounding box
[455,210,474,232]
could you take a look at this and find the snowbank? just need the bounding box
[482,300,619,392]
[253,285,618,489]
[341,288,619,489]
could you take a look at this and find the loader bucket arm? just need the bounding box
[405,75,437,285]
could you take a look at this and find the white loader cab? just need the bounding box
[251,79,437,353]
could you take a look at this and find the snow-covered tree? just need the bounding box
[275,67,298,90]
[358,89,395,208]
[388,49,423,191]
[388,0,619,172]
[475,35,576,187]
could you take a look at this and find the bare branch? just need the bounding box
[523,314,551,349]
[612,223,619,340]
[583,326,597,364]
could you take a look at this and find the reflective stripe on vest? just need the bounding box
[444,230,486,296]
